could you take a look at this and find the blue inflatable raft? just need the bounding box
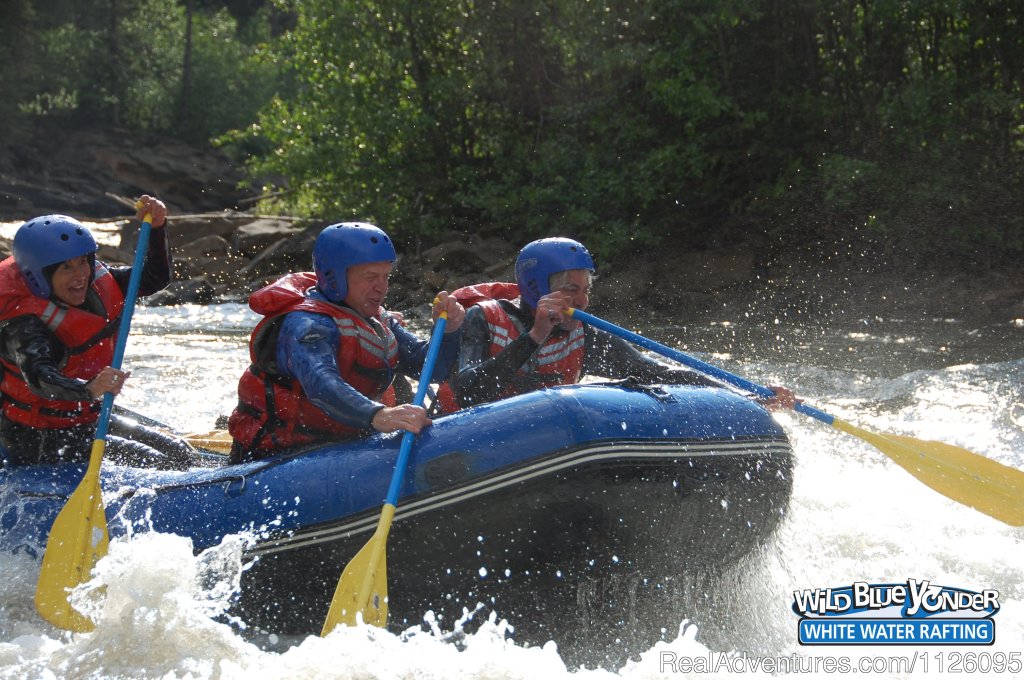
[1,381,793,667]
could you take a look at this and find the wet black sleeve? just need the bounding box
[0,316,94,401]
[583,328,725,387]
[107,223,173,296]
[450,305,547,407]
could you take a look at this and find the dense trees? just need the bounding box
[0,0,279,145]
[3,0,1022,269]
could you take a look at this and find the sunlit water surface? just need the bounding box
[1,298,1023,678]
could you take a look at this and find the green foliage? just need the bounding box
[740,0,1024,267]
[3,0,282,146]
[5,0,1022,271]
[175,7,282,143]
[240,0,481,232]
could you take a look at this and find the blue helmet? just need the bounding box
[13,215,98,298]
[515,237,595,308]
[313,222,397,303]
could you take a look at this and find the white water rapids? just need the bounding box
[0,252,1021,677]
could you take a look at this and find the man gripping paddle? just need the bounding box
[226,222,465,463]
[435,237,794,413]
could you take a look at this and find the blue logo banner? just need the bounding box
[792,580,999,647]
[798,618,994,645]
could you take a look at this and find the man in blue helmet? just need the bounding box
[226,222,465,462]
[0,196,192,467]
[438,237,794,412]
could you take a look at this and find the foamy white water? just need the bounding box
[1,304,1022,678]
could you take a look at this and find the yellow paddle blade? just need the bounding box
[184,429,233,455]
[35,439,110,631]
[321,504,394,635]
[833,419,1024,526]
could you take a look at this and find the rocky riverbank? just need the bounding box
[3,210,1021,330]
[2,124,1022,325]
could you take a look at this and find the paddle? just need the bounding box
[111,404,233,456]
[35,211,154,631]
[180,428,233,455]
[321,308,450,634]
[568,308,1024,527]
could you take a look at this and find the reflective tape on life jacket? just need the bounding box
[0,257,124,428]
[434,283,584,414]
[481,299,584,388]
[228,272,399,451]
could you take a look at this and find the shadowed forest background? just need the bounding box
[1,0,1022,279]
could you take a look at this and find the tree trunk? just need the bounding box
[108,0,120,126]
[178,0,195,127]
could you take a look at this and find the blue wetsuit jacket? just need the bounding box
[274,306,459,430]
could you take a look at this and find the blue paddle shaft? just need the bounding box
[568,308,834,426]
[384,315,448,505]
[93,218,153,442]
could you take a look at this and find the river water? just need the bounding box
[1,243,1023,676]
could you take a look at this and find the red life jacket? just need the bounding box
[434,282,584,413]
[0,256,124,428]
[228,272,399,451]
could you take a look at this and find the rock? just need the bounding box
[422,268,448,291]
[394,256,423,287]
[0,122,254,220]
[175,253,251,286]
[386,279,414,305]
[420,234,515,273]
[0,177,123,217]
[484,259,515,281]
[407,233,517,297]
[231,219,305,257]
[144,277,218,306]
[96,243,133,266]
[90,135,245,213]
[236,225,319,285]
[139,210,261,246]
[176,234,231,259]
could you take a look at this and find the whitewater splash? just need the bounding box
[1,306,1022,679]
[0,531,724,679]
[1,513,1020,679]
